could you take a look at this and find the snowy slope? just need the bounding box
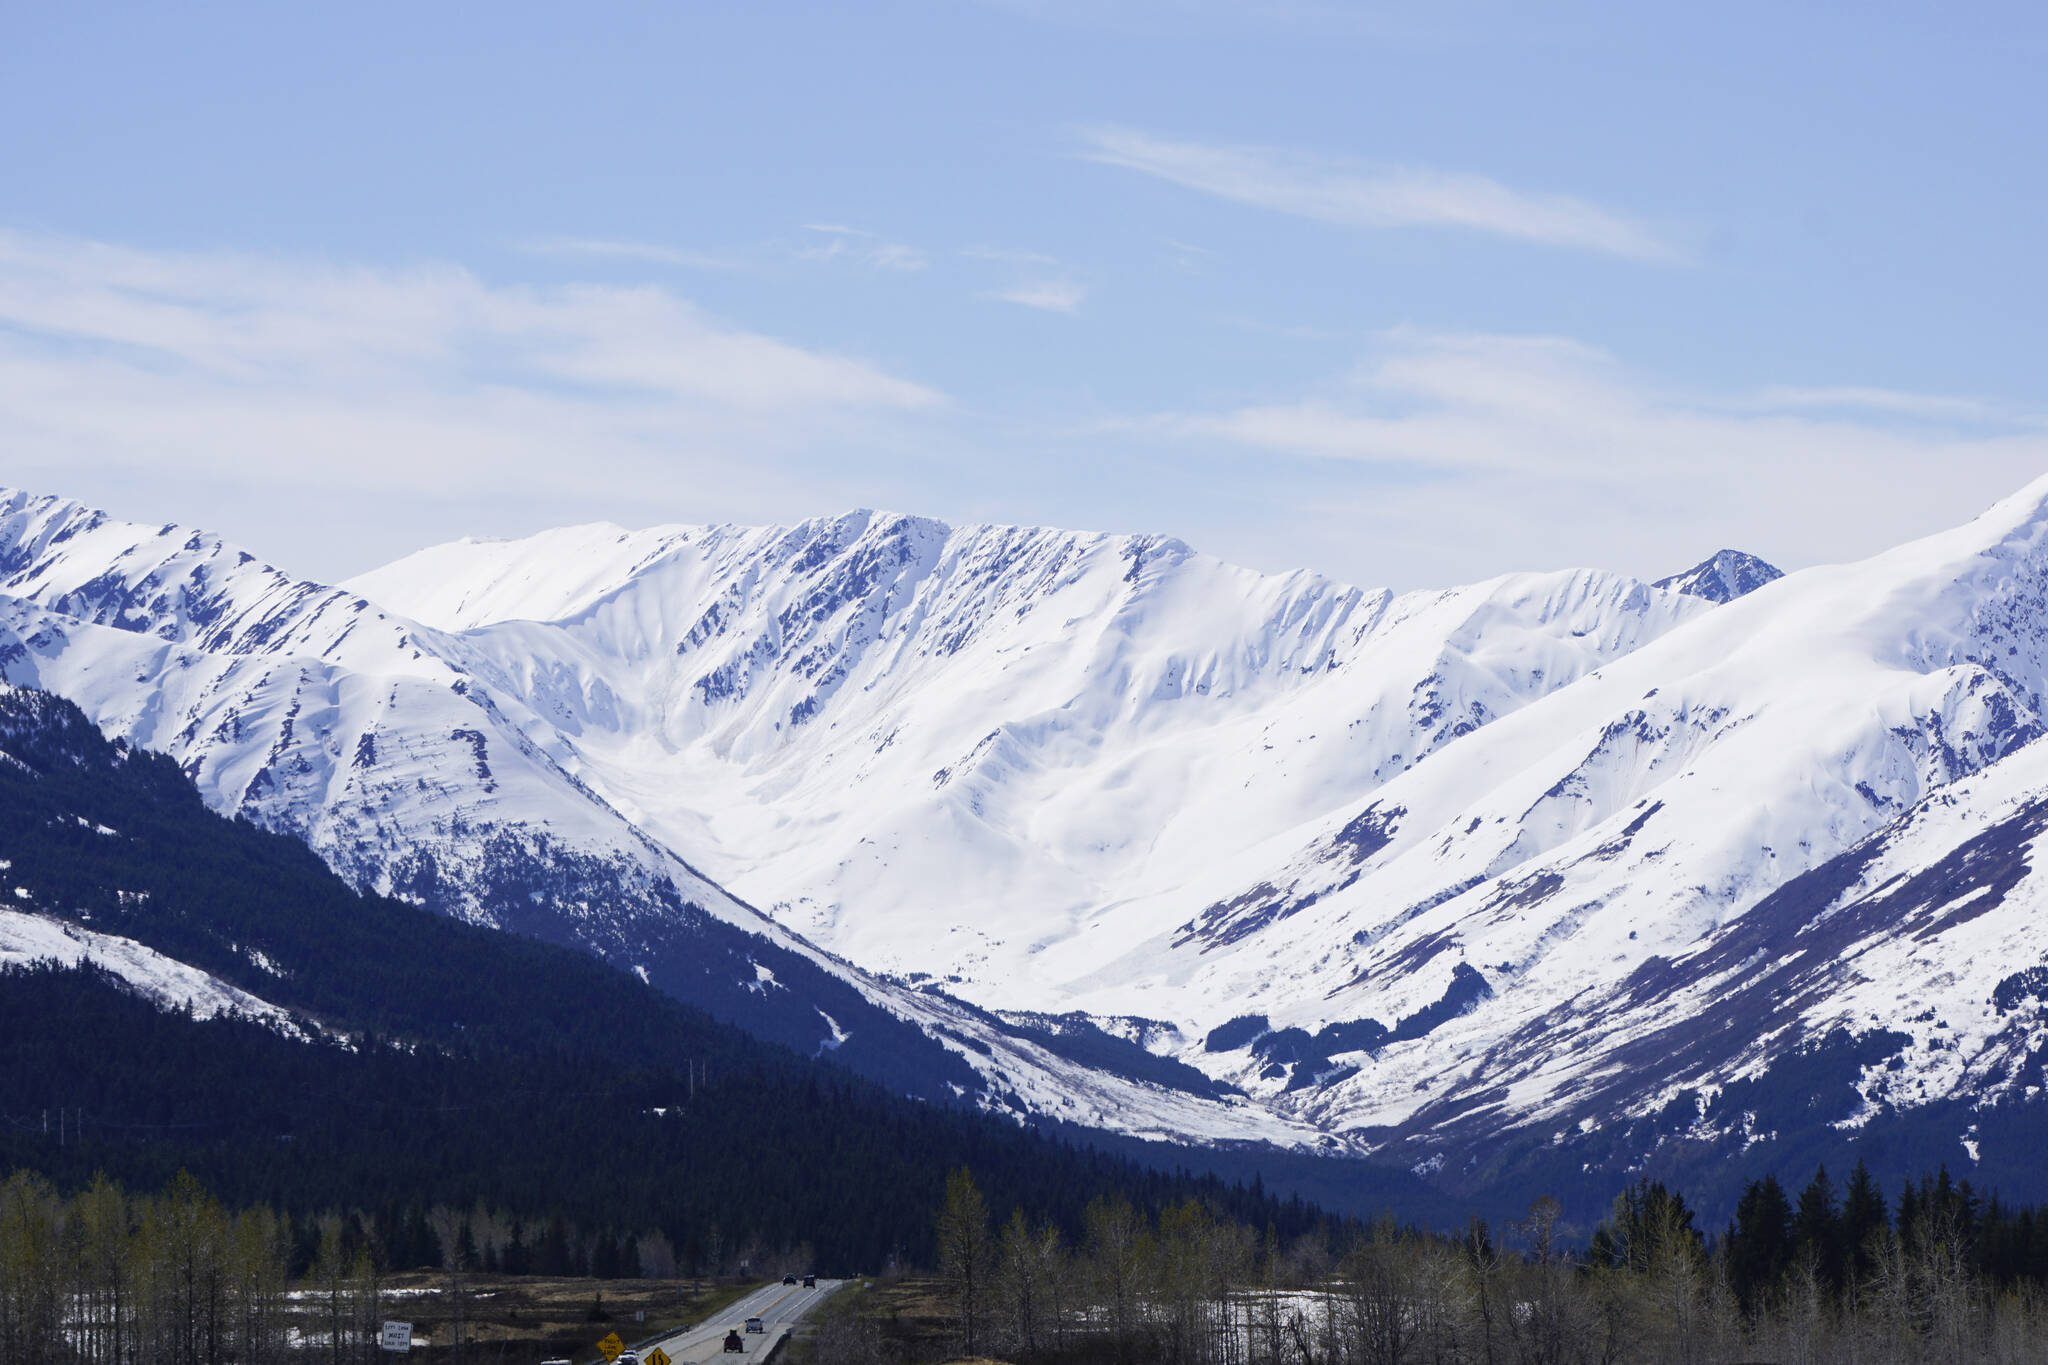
[0,490,720,939]
[1388,729,2048,1183]
[348,512,1710,1000]
[1149,473,2048,1151]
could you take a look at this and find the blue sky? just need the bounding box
[3,0,2045,588]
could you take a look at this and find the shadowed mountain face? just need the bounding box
[7,479,2048,1204]
[1653,548,1785,603]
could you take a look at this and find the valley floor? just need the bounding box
[291,1270,761,1363]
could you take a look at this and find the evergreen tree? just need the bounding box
[1897,1179,1923,1250]
[1592,1177,1698,1274]
[503,1223,530,1277]
[1726,1175,1794,1315]
[1792,1164,1845,1296]
[1841,1159,1887,1288]
[537,1217,574,1278]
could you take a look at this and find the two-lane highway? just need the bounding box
[629,1277,845,1365]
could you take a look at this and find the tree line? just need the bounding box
[897,1162,2048,1365]
[3,1168,310,1365]
[0,1165,723,1365]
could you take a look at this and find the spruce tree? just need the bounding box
[1841,1159,1887,1288]
[1792,1164,1845,1296]
[1726,1175,1794,1315]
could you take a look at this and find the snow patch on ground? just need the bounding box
[0,905,301,1033]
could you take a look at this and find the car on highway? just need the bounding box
[746,1317,765,1334]
[783,1274,797,1284]
[723,1330,744,1353]
[803,1275,816,1287]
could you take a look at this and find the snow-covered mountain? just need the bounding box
[16,474,2048,1197]
[0,491,1312,1146]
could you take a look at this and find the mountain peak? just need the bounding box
[1653,548,1784,603]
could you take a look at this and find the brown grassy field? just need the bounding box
[793,1274,959,1365]
[291,1272,760,1363]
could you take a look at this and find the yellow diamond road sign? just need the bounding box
[648,1350,673,1365]
[598,1332,625,1361]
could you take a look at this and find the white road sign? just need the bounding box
[380,1321,412,1352]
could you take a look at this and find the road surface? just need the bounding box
[614,1278,845,1365]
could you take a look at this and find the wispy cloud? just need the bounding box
[982,279,1088,313]
[1752,385,2040,426]
[1143,330,2033,474]
[0,230,943,534]
[963,246,1087,313]
[520,237,746,271]
[1077,126,1682,262]
[1121,329,2048,583]
[800,224,928,272]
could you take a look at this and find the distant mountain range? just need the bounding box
[8,478,2048,1210]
